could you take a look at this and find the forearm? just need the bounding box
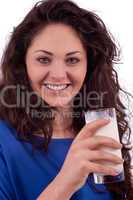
[37,173,75,200]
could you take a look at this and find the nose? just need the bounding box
[49,62,68,83]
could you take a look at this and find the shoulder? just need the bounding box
[0,119,34,167]
[0,119,21,150]
[0,119,14,131]
[0,119,17,139]
[0,119,33,155]
[0,121,17,199]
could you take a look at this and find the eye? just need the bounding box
[66,57,80,65]
[36,57,51,64]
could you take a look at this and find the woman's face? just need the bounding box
[26,23,87,108]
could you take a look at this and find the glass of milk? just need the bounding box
[84,107,125,184]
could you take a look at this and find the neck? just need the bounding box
[52,106,75,138]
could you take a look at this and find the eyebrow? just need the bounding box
[34,50,82,56]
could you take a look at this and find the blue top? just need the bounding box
[0,120,114,200]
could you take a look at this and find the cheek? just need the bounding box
[73,68,87,87]
[26,57,39,79]
[26,63,47,86]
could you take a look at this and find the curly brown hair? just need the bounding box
[0,0,133,199]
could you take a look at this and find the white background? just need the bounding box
[0,1,133,140]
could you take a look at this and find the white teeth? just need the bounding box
[44,84,68,90]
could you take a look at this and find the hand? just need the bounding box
[58,119,123,193]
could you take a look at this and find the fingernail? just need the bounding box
[112,171,119,176]
[119,159,124,163]
[117,143,122,148]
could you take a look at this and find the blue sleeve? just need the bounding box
[0,145,14,200]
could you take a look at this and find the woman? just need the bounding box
[0,0,132,199]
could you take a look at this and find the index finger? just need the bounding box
[76,119,110,140]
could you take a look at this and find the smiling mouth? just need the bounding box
[43,83,71,91]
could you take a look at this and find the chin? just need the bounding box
[42,97,73,108]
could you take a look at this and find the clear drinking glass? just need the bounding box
[84,107,125,184]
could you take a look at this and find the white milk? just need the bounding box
[84,108,124,176]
